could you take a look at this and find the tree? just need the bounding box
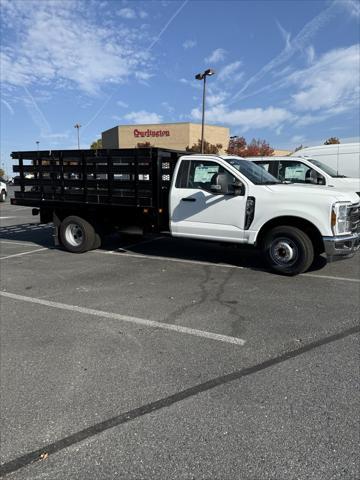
[226,136,247,156]
[244,139,274,157]
[0,168,5,178]
[90,139,102,149]
[293,144,304,152]
[324,137,340,145]
[186,139,223,154]
[226,136,274,157]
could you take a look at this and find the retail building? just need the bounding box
[102,122,230,153]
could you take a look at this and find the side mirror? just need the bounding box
[210,174,244,195]
[232,179,245,196]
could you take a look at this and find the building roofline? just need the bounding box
[113,122,229,129]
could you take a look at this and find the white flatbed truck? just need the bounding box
[11,148,360,275]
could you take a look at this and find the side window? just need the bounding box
[256,162,270,172]
[188,161,236,191]
[278,161,310,183]
[278,161,322,184]
[175,160,190,188]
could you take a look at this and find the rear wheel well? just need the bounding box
[257,216,324,254]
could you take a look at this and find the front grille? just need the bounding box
[349,203,360,234]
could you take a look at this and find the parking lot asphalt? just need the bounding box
[1,189,359,479]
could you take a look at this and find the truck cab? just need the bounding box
[249,156,360,196]
[170,154,360,275]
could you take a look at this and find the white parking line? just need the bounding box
[303,273,360,283]
[94,249,245,270]
[0,291,246,346]
[92,249,359,282]
[0,240,38,246]
[0,248,48,260]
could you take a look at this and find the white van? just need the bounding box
[250,156,360,196]
[291,143,360,178]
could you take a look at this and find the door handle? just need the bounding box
[181,197,196,202]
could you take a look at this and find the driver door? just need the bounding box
[170,159,247,242]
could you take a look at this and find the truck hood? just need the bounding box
[326,177,360,194]
[264,183,359,204]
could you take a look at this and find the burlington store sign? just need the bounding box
[133,128,170,138]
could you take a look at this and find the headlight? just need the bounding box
[331,202,351,235]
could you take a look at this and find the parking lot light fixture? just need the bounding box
[195,69,215,154]
[74,124,81,150]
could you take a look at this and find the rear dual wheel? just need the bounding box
[59,216,101,253]
[263,226,314,276]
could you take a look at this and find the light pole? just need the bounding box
[74,123,81,150]
[195,68,215,154]
[36,141,40,152]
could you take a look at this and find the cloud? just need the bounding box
[1,98,14,115]
[183,39,197,49]
[306,45,315,64]
[191,104,294,131]
[207,93,228,107]
[135,71,154,82]
[340,0,360,17]
[0,1,153,94]
[290,45,359,112]
[205,48,227,64]
[291,135,306,144]
[117,100,129,108]
[123,110,163,124]
[117,8,136,19]
[217,61,243,82]
[146,0,188,52]
[229,1,342,104]
[161,102,175,113]
[276,20,291,50]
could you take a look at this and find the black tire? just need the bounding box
[0,190,6,202]
[262,226,314,276]
[59,216,96,253]
[92,232,102,250]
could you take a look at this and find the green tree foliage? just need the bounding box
[90,139,102,149]
[226,137,274,157]
[0,168,5,178]
[324,137,340,145]
[186,139,223,154]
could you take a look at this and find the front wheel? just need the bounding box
[59,216,96,253]
[262,226,314,275]
[0,190,6,202]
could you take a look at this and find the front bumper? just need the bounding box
[323,233,360,257]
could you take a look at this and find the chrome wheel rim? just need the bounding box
[65,223,84,247]
[270,237,299,266]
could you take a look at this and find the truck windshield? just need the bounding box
[224,158,281,185]
[306,158,347,178]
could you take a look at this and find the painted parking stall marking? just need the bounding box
[0,291,246,346]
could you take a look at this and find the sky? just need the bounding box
[0,0,359,175]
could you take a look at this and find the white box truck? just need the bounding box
[291,143,360,178]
